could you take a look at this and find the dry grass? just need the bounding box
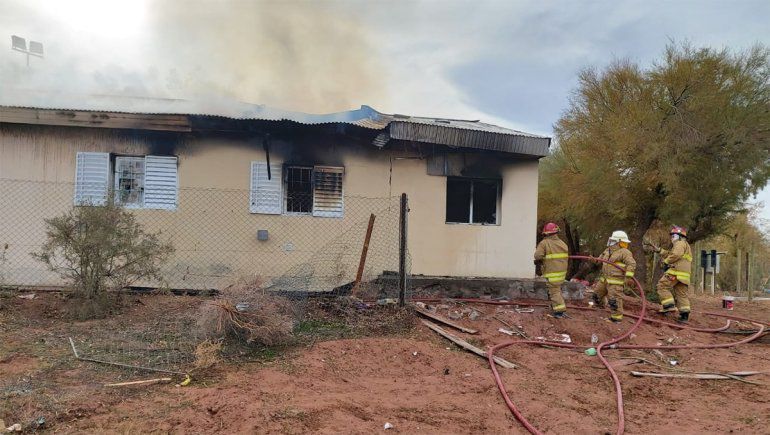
[192,339,222,373]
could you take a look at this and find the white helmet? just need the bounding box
[608,230,631,246]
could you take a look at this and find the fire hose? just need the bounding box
[413,254,768,435]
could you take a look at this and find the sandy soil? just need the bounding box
[0,291,768,434]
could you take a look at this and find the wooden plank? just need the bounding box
[421,320,516,369]
[0,107,191,132]
[105,378,172,387]
[351,214,376,297]
[630,371,763,382]
[415,307,478,334]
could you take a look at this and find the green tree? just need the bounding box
[33,202,174,318]
[540,43,770,286]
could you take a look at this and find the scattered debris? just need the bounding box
[6,423,21,432]
[383,422,394,430]
[412,351,418,356]
[69,337,187,376]
[535,334,572,343]
[468,310,481,321]
[514,307,535,314]
[498,328,515,336]
[105,378,173,387]
[377,298,398,305]
[443,368,450,375]
[591,333,599,345]
[447,311,463,320]
[34,416,45,429]
[585,348,597,356]
[17,293,36,300]
[413,307,478,334]
[421,320,517,369]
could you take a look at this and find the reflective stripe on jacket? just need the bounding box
[534,235,569,284]
[598,246,636,282]
[661,240,692,285]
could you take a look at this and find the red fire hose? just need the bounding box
[414,255,768,435]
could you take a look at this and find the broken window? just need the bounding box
[74,152,178,209]
[284,166,313,214]
[445,177,500,224]
[114,156,145,207]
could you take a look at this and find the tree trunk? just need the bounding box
[629,224,652,293]
[563,219,581,278]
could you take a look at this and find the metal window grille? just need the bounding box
[285,166,313,214]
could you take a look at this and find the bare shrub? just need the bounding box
[197,278,295,347]
[32,201,174,319]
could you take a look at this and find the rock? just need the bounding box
[384,422,394,430]
[6,423,22,432]
[415,302,427,309]
[468,310,481,321]
[447,311,463,320]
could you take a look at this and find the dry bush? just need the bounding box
[192,339,223,373]
[197,278,296,347]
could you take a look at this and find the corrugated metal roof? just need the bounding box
[0,90,550,156]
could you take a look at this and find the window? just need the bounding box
[445,177,500,224]
[285,166,313,214]
[250,162,344,218]
[74,152,178,210]
[114,156,145,207]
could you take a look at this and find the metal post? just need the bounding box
[710,270,716,295]
[398,193,408,307]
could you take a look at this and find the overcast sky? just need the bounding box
[2,0,770,220]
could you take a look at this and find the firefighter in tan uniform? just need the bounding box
[656,226,693,323]
[534,222,569,318]
[592,230,636,322]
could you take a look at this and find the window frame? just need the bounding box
[445,176,502,226]
[73,152,178,211]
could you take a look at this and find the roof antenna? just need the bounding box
[11,35,44,67]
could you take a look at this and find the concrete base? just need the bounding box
[409,276,585,301]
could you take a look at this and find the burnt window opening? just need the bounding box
[445,177,500,225]
[285,166,313,214]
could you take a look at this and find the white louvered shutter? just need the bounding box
[74,152,110,206]
[250,161,282,214]
[144,155,178,210]
[312,166,344,218]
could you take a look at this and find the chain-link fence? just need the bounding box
[0,178,410,301]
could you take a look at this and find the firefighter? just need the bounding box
[592,230,636,322]
[534,222,569,318]
[656,226,693,323]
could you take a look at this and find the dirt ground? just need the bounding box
[1,290,768,434]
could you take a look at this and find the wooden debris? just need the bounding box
[630,371,764,385]
[421,320,516,369]
[414,307,478,334]
[105,378,172,387]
